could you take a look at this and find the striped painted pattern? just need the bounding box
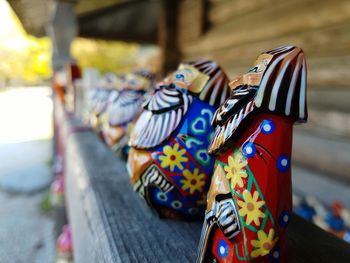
[254,46,307,120]
[196,197,240,263]
[130,60,231,149]
[129,86,193,149]
[107,89,145,126]
[94,89,113,116]
[133,165,173,196]
[208,46,307,154]
[189,59,231,108]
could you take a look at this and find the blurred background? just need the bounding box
[0,0,349,262]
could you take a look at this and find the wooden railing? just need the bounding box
[63,117,350,263]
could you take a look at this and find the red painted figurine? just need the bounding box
[197,46,307,263]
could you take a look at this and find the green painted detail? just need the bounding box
[191,117,207,135]
[234,243,250,261]
[196,149,210,166]
[218,148,277,260]
[185,137,203,148]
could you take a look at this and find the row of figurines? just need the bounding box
[85,45,308,263]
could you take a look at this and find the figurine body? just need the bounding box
[197,46,307,262]
[128,60,231,219]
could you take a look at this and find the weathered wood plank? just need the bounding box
[182,22,350,88]
[158,0,181,75]
[66,131,202,263]
[181,0,350,55]
[178,0,205,44]
[208,0,275,25]
[65,128,350,262]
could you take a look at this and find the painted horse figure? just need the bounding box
[197,46,307,262]
[128,60,231,220]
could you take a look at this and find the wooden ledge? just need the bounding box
[65,128,350,263]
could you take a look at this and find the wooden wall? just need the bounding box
[177,0,350,89]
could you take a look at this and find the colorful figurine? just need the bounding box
[197,46,307,262]
[56,225,73,263]
[128,60,231,220]
[51,175,65,206]
[102,70,154,158]
[87,73,123,132]
[325,201,346,238]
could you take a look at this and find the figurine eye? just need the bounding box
[248,66,258,73]
[175,73,185,82]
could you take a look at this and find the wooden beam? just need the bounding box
[64,116,350,263]
[158,0,181,76]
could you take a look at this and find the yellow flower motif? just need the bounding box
[181,168,206,194]
[250,228,278,258]
[237,190,265,226]
[159,143,188,171]
[224,151,248,188]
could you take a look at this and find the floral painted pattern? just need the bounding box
[224,151,248,188]
[159,143,188,171]
[181,168,206,194]
[237,190,265,226]
[250,229,279,258]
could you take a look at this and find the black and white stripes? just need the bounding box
[208,46,307,154]
[254,46,307,121]
[107,89,145,126]
[189,59,232,108]
[129,86,193,149]
[133,165,173,196]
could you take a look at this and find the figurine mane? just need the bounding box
[108,89,146,126]
[208,46,307,155]
[129,59,231,149]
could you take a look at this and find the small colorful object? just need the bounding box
[87,73,124,132]
[50,175,65,206]
[102,70,154,158]
[127,59,231,220]
[56,224,73,263]
[196,46,308,262]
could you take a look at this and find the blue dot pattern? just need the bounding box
[242,141,256,158]
[217,239,228,258]
[261,119,275,134]
[269,245,281,263]
[276,155,290,172]
[278,211,290,228]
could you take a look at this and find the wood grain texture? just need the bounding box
[178,0,205,44]
[179,0,350,88]
[65,127,350,263]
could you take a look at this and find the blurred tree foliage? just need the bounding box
[72,38,140,74]
[0,1,52,85]
[0,1,159,85]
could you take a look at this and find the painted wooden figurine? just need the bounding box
[56,224,73,263]
[196,46,307,262]
[87,73,121,132]
[128,60,231,220]
[102,70,153,158]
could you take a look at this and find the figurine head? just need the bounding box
[197,46,307,262]
[102,70,154,157]
[209,45,307,155]
[87,73,124,130]
[128,59,231,219]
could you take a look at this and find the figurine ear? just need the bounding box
[188,59,231,107]
[254,46,307,122]
[173,64,210,93]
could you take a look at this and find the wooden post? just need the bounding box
[158,0,181,77]
[47,0,78,71]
